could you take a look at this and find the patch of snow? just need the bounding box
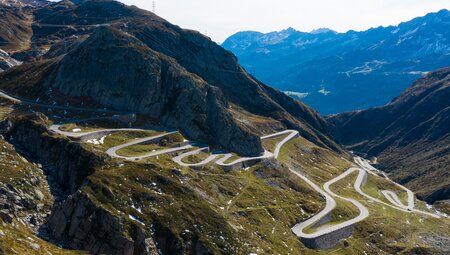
[128,214,145,226]
[292,38,319,47]
[406,71,429,76]
[86,136,106,145]
[402,27,419,37]
[284,91,309,99]
[318,88,331,96]
[131,203,142,214]
[344,60,387,75]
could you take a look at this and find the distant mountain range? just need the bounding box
[328,67,450,204]
[223,10,450,114]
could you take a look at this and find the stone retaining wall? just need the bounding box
[301,224,354,249]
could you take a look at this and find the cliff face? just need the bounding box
[328,68,450,203]
[50,27,263,156]
[4,113,105,194]
[121,6,338,152]
[48,191,137,255]
[2,113,155,254]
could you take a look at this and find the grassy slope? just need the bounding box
[181,150,210,164]
[115,132,184,157]
[84,158,326,254]
[278,137,450,254]
[1,104,449,254]
[332,173,450,254]
[261,133,290,153]
[99,130,164,151]
[78,133,354,254]
[0,222,86,255]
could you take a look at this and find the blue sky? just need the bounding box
[119,0,450,42]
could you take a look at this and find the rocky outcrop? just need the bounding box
[2,113,157,254]
[48,191,136,255]
[0,182,45,225]
[48,27,263,156]
[4,113,105,193]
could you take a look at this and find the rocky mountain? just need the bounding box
[223,9,450,114]
[0,1,449,254]
[328,67,450,204]
[0,0,341,156]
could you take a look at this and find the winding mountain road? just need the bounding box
[0,88,443,249]
[173,130,299,169]
[355,157,437,218]
[50,119,300,169]
[292,167,370,239]
[48,117,447,242]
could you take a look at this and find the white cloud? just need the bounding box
[120,0,450,42]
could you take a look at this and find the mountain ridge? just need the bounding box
[222,9,450,114]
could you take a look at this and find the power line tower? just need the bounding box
[152,0,156,13]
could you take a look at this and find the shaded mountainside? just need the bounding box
[328,67,450,203]
[223,10,450,114]
[0,0,341,156]
[0,4,33,52]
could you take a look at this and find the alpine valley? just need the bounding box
[0,1,448,255]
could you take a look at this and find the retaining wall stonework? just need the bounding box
[310,213,332,229]
[301,224,354,249]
